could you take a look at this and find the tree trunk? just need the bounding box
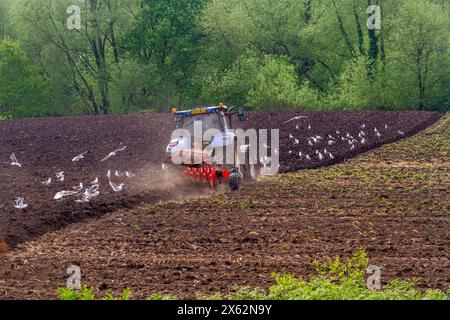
[353,3,365,55]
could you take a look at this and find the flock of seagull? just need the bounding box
[283,116,405,163]
[7,116,408,209]
[7,146,133,210]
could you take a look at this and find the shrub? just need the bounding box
[225,248,448,300]
[58,286,132,300]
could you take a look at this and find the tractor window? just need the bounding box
[183,113,224,138]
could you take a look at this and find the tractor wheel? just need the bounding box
[228,171,241,191]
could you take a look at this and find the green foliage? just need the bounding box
[247,56,317,110]
[0,0,15,40]
[146,293,177,300]
[224,248,448,300]
[58,286,96,300]
[58,286,132,300]
[122,0,206,110]
[103,288,132,301]
[326,56,386,110]
[0,39,58,118]
[203,54,319,109]
[386,0,449,110]
[3,0,449,116]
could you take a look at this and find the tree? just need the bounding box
[0,0,15,40]
[18,0,127,115]
[0,39,53,117]
[122,0,206,110]
[203,54,318,109]
[388,0,448,109]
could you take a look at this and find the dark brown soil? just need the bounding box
[0,111,440,248]
[0,240,9,253]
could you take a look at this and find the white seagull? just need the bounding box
[283,116,308,124]
[109,181,124,192]
[72,151,88,162]
[125,171,135,178]
[10,153,22,167]
[318,152,324,160]
[14,197,28,209]
[72,183,84,192]
[76,184,100,204]
[54,190,79,201]
[56,171,65,182]
[101,146,127,162]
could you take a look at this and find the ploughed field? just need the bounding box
[0,111,448,299]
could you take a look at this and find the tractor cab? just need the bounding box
[174,104,232,134]
[167,104,238,160]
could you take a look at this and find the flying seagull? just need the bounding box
[101,146,127,162]
[72,151,88,162]
[283,116,308,124]
[54,190,79,201]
